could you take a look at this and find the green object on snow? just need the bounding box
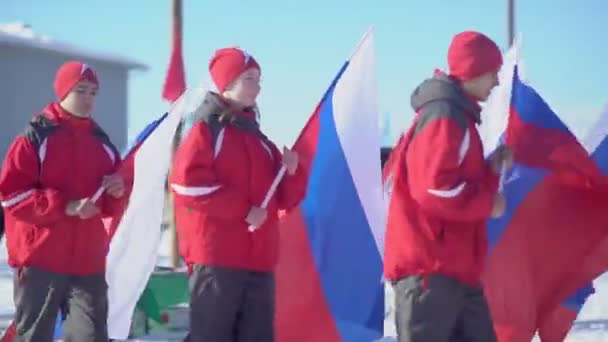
[135,269,189,323]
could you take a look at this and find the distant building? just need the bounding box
[0,22,147,156]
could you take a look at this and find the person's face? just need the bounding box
[60,80,98,117]
[464,71,500,102]
[222,68,261,108]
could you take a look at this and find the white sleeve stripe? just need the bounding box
[458,129,470,165]
[426,128,469,199]
[260,140,273,159]
[171,183,221,197]
[214,129,225,159]
[1,189,35,208]
[38,138,48,164]
[427,182,466,198]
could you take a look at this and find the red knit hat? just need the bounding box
[54,61,99,100]
[209,48,260,93]
[447,31,503,81]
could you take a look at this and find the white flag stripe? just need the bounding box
[106,85,208,339]
[332,28,385,257]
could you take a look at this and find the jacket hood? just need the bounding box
[410,72,481,124]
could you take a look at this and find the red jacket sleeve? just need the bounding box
[277,170,308,210]
[170,122,250,220]
[100,159,132,218]
[270,147,308,210]
[0,136,67,225]
[407,116,497,222]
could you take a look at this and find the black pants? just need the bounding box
[186,265,275,342]
[13,267,108,342]
[394,274,497,342]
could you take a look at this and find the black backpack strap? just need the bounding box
[24,115,119,169]
[23,115,59,175]
[206,115,225,152]
[192,111,225,155]
[91,122,120,164]
[24,115,58,152]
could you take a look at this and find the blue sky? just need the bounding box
[3,0,606,146]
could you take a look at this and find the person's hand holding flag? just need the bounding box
[489,145,514,175]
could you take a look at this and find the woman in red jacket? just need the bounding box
[0,61,126,342]
[170,47,307,342]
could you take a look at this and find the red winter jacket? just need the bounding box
[0,103,125,275]
[170,92,307,272]
[384,72,500,286]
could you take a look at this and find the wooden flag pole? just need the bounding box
[169,0,183,270]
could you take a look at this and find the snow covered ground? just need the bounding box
[2,233,608,341]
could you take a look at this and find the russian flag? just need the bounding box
[104,1,190,336]
[274,28,386,342]
[504,66,602,187]
[483,66,608,341]
[561,105,608,297]
[127,113,170,155]
[532,105,608,340]
[105,88,206,340]
[536,283,594,341]
[104,112,171,237]
[534,106,608,341]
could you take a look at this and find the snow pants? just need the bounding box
[186,264,275,342]
[393,274,497,342]
[12,266,108,342]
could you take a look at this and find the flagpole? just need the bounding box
[507,0,515,48]
[169,0,183,270]
[496,0,516,195]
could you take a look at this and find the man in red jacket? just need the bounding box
[170,48,307,342]
[384,31,513,342]
[0,61,126,341]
